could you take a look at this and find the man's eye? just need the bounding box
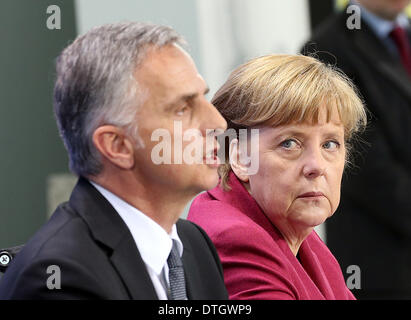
[280,139,299,149]
[323,140,340,150]
[176,105,189,116]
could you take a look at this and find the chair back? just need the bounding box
[0,245,24,280]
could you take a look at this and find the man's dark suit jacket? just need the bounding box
[302,11,411,299]
[0,178,228,299]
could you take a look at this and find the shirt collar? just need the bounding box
[351,0,410,38]
[89,181,183,275]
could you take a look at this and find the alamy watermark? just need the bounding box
[46,264,61,290]
[346,4,361,30]
[46,5,61,30]
[346,264,361,290]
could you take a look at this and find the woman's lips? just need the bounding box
[297,191,325,199]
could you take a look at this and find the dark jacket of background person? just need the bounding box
[302,9,411,299]
[0,178,227,299]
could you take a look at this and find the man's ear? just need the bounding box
[92,125,135,170]
[229,138,249,183]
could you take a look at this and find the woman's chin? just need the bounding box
[293,209,332,229]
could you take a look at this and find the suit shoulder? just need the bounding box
[309,11,351,42]
[176,219,214,248]
[0,203,110,299]
[302,12,351,61]
[12,202,104,262]
[2,201,100,274]
[21,203,96,259]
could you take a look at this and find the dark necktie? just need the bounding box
[389,25,411,77]
[167,240,187,300]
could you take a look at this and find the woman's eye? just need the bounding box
[323,140,340,150]
[280,139,299,149]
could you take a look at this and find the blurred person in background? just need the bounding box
[188,54,366,300]
[302,0,411,299]
[0,22,228,299]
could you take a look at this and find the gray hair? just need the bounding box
[53,22,185,177]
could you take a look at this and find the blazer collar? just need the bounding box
[208,172,265,224]
[208,172,291,253]
[69,177,158,299]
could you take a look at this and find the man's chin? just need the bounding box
[197,171,220,193]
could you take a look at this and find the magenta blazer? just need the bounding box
[188,171,355,300]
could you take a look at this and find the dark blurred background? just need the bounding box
[0,0,76,247]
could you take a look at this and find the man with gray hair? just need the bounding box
[0,22,228,299]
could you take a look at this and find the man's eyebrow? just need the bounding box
[164,87,210,111]
[182,87,210,101]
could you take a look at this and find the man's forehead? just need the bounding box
[136,46,204,91]
[138,44,195,75]
[135,45,198,82]
[134,44,207,109]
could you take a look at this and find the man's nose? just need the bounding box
[202,100,227,133]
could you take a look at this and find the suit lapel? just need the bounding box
[69,178,158,299]
[298,239,335,299]
[110,236,158,299]
[175,221,201,300]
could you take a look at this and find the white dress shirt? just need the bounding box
[90,181,184,300]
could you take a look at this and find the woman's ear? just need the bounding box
[92,125,135,170]
[229,138,250,183]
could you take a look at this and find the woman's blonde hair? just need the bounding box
[213,54,367,191]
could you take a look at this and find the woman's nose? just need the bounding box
[302,147,326,179]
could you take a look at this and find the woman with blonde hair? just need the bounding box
[188,54,367,300]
